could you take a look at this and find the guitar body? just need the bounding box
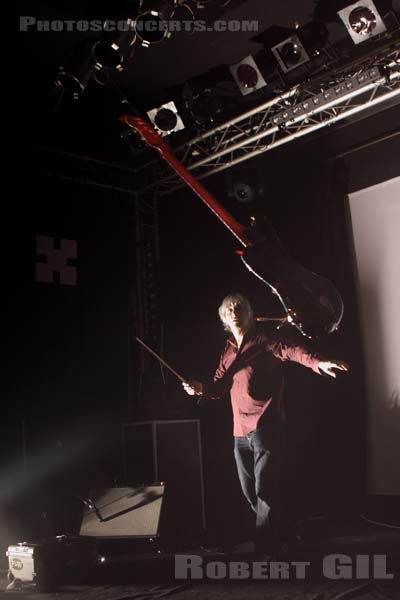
[241,240,343,338]
[121,115,344,338]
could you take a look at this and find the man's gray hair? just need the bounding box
[218,293,253,332]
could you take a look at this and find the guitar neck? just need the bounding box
[121,115,250,247]
[158,148,250,247]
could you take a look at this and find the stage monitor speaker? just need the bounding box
[79,485,165,538]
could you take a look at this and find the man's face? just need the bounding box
[223,302,251,331]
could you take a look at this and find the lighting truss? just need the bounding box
[134,194,163,351]
[132,44,400,198]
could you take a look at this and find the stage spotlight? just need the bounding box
[271,20,329,75]
[171,2,195,34]
[179,64,246,126]
[92,22,137,71]
[56,65,94,99]
[147,101,185,136]
[337,0,387,43]
[56,42,99,99]
[229,56,268,95]
[188,88,225,125]
[271,35,310,73]
[254,21,329,76]
[135,0,175,47]
[349,6,377,33]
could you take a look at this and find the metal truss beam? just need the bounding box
[133,194,162,345]
[12,142,140,196]
[134,44,400,198]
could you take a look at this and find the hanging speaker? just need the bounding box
[225,165,265,207]
[79,485,165,539]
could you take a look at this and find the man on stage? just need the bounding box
[182,292,348,555]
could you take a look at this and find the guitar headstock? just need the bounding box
[120,115,168,153]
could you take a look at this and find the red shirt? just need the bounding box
[199,324,321,436]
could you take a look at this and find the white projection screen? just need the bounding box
[349,176,400,495]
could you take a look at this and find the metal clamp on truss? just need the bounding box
[271,66,384,126]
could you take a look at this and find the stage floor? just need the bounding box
[1,515,399,599]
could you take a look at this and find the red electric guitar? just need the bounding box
[121,115,343,338]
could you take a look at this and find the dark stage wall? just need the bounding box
[2,173,133,539]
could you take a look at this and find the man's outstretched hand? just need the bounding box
[318,360,349,378]
[182,380,203,396]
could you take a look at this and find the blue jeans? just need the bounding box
[234,426,282,548]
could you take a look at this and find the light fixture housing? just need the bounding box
[135,0,174,47]
[229,56,268,96]
[92,22,137,71]
[337,0,387,44]
[271,34,310,73]
[56,42,99,98]
[147,101,185,136]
